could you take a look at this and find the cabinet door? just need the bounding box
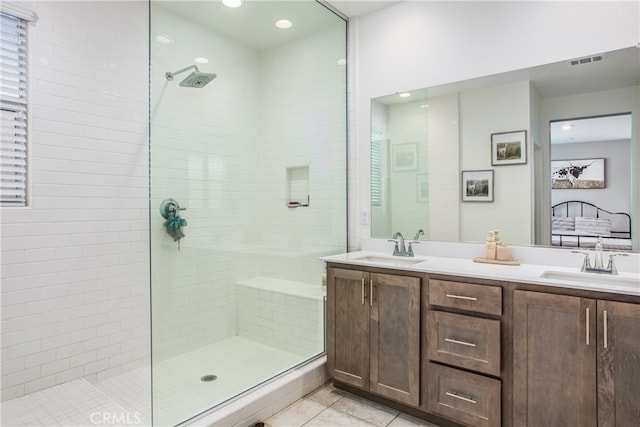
[513,290,597,427]
[369,273,420,406]
[327,268,370,389]
[598,300,640,427]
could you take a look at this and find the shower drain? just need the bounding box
[200,374,218,382]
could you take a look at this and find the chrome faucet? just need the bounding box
[389,232,407,256]
[572,237,629,275]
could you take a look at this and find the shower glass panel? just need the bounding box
[149,1,347,425]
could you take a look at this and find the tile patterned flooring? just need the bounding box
[3,349,440,427]
[264,382,440,427]
[2,337,305,427]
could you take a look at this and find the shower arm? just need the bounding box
[166,65,199,81]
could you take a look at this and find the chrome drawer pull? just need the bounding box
[586,308,589,346]
[370,280,374,307]
[445,391,477,405]
[361,278,365,305]
[444,338,476,348]
[445,294,478,301]
[603,310,608,349]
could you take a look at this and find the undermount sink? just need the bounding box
[353,255,426,266]
[540,270,640,288]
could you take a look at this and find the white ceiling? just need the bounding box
[154,1,401,50]
[325,1,399,17]
[550,114,632,145]
[155,1,345,50]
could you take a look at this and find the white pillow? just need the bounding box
[552,216,575,231]
[574,217,611,237]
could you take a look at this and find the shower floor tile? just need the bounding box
[152,336,303,426]
[2,337,306,427]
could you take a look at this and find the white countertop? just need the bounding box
[322,245,640,297]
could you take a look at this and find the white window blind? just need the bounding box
[371,129,382,207]
[0,11,28,206]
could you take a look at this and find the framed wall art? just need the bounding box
[392,142,417,171]
[551,158,605,189]
[491,130,527,165]
[462,170,494,202]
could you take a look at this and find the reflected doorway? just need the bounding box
[549,113,633,251]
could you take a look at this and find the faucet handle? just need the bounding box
[572,250,592,271]
[606,253,629,275]
[407,240,420,257]
[387,239,400,256]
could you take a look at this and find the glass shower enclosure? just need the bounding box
[149,1,347,424]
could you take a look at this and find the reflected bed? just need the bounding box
[551,201,632,251]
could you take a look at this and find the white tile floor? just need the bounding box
[2,340,440,427]
[2,337,308,427]
[265,383,440,427]
[1,377,149,427]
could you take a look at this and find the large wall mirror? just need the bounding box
[370,46,639,251]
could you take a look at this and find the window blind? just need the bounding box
[0,11,28,206]
[370,129,382,207]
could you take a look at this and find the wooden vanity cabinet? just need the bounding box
[597,300,640,427]
[425,278,503,427]
[327,263,640,427]
[326,266,421,407]
[514,290,640,427]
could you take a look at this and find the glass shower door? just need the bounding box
[149,1,347,424]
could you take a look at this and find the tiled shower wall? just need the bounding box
[1,1,149,400]
[149,5,261,361]
[150,6,346,361]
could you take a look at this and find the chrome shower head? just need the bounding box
[165,65,216,88]
[179,71,217,88]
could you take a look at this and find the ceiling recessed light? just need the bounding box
[223,0,242,8]
[398,92,411,98]
[156,34,172,44]
[275,19,293,29]
[419,104,429,108]
[195,57,209,64]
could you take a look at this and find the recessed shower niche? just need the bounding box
[287,166,310,208]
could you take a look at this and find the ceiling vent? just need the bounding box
[569,54,605,66]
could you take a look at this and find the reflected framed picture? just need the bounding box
[491,130,527,165]
[461,170,494,202]
[392,142,417,171]
[416,173,428,202]
[551,158,605,189]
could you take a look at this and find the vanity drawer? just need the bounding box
[426,311,501,376]
[427,362,501,427]
[429,279,502,316]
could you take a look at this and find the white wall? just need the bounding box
[350,0,639,248]
[459,81,531,244]
[1,1,149,399]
